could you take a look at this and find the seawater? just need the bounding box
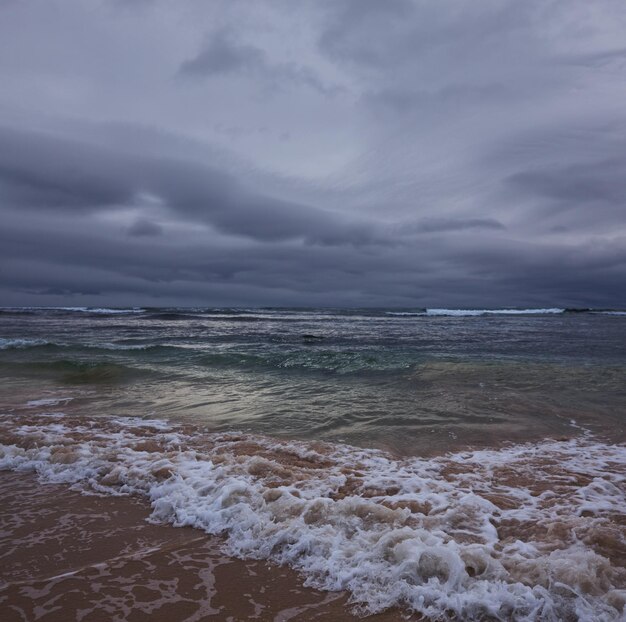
[0,307,625,620]
[0,306,624,453]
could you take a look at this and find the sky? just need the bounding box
[1,0,625,308]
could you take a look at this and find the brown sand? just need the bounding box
[0,472,411,622]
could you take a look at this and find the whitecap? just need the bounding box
[426,308,565,317]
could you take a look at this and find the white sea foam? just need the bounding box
[1,306,144,314]
[58,307,145,314]
[385,309,565,317]
[0,338,157,351]
[425,309,565,317]
[0,414,624,621]
[92,342,154,350]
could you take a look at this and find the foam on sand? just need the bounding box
[0,413,624,621]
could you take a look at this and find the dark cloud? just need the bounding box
[0,125,381,247]
[0,127,134,209]
[0,0,624,307]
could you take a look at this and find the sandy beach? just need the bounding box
[0,471,407,621]
[1,402,625,621]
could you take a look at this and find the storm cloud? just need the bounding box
[0,0,624,308]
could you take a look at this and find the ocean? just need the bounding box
[1,307,625,620]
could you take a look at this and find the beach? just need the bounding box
[4,0,626,617]
[0,471,407,621]
[1,307,625,620]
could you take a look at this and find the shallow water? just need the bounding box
[0,307,625,455]
[0,307,625,620]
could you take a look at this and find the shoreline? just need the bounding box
[1,411,625,620]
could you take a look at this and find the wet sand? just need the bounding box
[0,472,408,622]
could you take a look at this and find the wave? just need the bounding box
[8,360,144,384]
[144,312,203,321]
[385,309,566,317]
[0,340,417,374]
[56,307,145,314]
[0,338,172,353]
[0,413,624,621]
[0,338,49,350]
[426,308,565,317]
[198,349,417,374]
[0,339,413,373]
[3,307,624,321]
[0,307,145,315]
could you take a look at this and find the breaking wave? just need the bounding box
[387,309,566,317]
[0,307,145,316]
[0,338,49,350]
[0,339,421,373]
[0,413,624,621]
[4,360,145,384]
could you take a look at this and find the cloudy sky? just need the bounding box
[1,0,625,308]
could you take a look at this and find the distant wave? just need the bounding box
[144,312,202,321]
[386,308,565,317]
[0,307,145,315]
[0,338,162,352]
[56,306,145,314]
[1,413,624,621]
[0,338,49,350]
[385,311,427,316]
[3,306,625,319]
[430,308,565,316]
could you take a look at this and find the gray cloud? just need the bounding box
[127,218,163,237]
[0,0,625,308]
[0,125,383,247]
[180,29,263,76]
[0,127,134,209]
[508,158,626,206]
[180,28,340,95]
[364,84,511,116]
[405,218,506,235]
